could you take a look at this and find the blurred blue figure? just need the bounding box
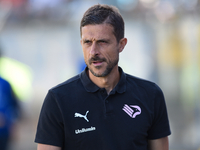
[78,58,87,73]
[0,77,20,150]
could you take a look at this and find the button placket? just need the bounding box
[98,88,113,116]
[100,90,105,95]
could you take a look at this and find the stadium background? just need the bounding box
[0,0,200,149]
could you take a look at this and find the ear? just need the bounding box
[118,38,127,53]
[80,39,83,47]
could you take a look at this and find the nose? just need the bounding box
[90,42,99,56]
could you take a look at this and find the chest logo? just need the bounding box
[123,104,141,118]
[75,111,89,122]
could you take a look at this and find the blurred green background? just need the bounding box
[0,0,200,149]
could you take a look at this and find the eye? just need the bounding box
[84,40,91,44]
[98,40,108,44]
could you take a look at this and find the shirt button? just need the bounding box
[100,90,105,94]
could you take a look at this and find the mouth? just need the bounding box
[92,60,103,65]
[89,57,106,66]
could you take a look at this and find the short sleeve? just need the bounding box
[147,85,171,140]
[35,90,64,147]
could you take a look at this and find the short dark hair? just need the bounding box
[80,4,124,42]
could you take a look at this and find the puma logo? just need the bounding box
[75,111,89,122]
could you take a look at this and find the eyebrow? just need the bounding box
[82,38,110,42]
[97,39,110,42]
[82,39,91,43]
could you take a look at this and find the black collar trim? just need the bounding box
[80,67,126,93]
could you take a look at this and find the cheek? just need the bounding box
[105,50,118,61]
[83,50,89,61]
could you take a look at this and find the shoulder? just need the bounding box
[49,74,81,94]
[125,74,157,88]
[125,73,162,94]
[0,77,9,85]
[0,77,11,89]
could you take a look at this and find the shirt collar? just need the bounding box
[80,67,126,94]
[114,67,126,94]
[80,67,99,93]
[79,67,126,93]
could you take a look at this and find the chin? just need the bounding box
[92,71,105,77]
[92,69,111,77]
[89,68,104,77]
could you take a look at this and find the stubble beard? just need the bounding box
[86,55,119,77]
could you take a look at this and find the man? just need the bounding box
[0,48,20,150]
[0,77,20,150]
[35,4,171,150]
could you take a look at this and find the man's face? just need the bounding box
[81,24,121,77]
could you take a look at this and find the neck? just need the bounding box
[88,66,120,94]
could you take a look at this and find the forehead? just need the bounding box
[81,24,115,40]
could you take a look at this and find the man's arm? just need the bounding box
[148,136,169,150]
[37,144,61,150]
